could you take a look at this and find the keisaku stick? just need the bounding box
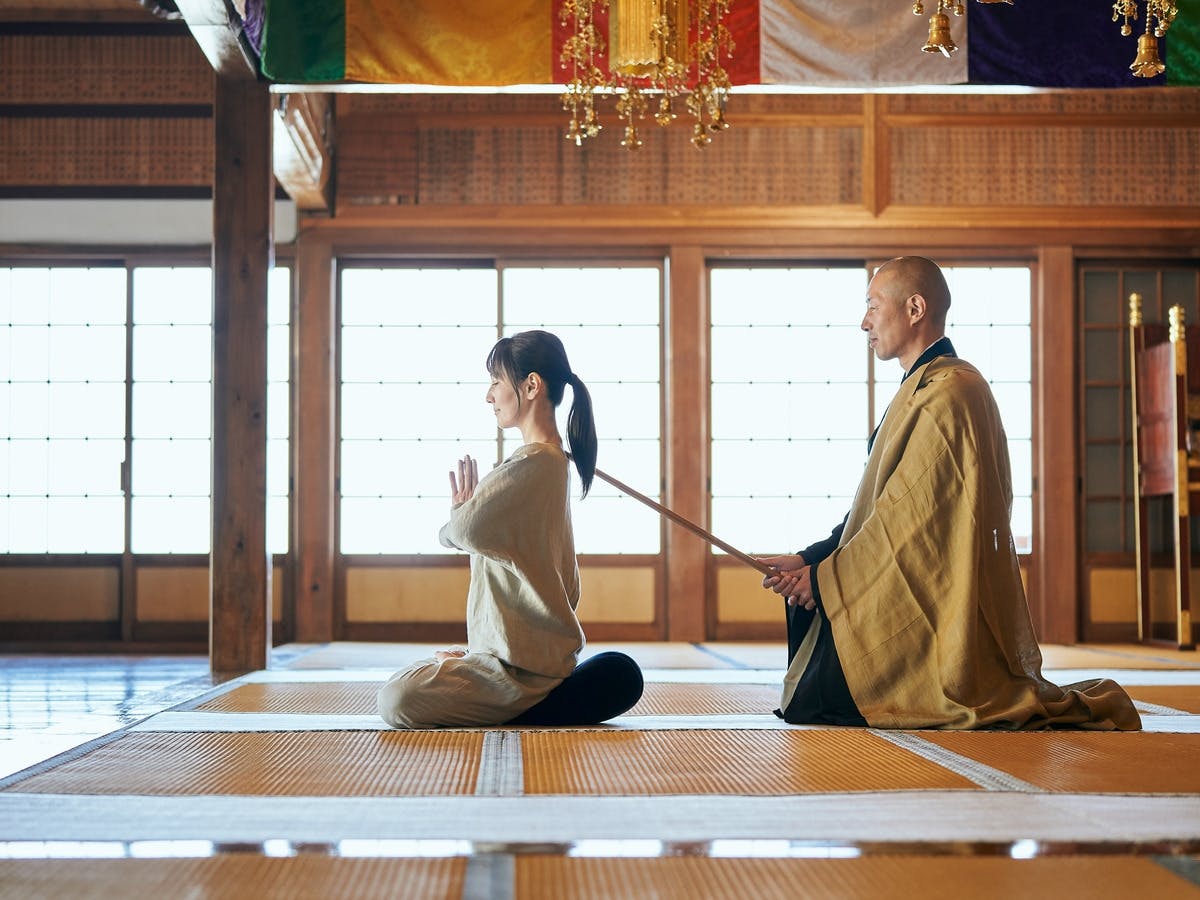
[590,466,775,576]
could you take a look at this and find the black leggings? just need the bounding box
[506,651,644,726]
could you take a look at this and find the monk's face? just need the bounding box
[861,268,912,364]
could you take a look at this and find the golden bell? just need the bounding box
[921,12,957,58]
[1130,32,1166,78]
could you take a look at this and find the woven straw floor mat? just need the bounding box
[691,642,787,669]
[197,682,382,715]
[285,641,731,670]
[194,681,782,717]
[1038,645,1200,670]
[286,643,435,670]
[626,682,780,716]
[5,731,482,796]
[514,856,1198,900]
[924,731,1200,794]
[0,857,464,900]
[521,729,978,795]
[1125,684,1200,713]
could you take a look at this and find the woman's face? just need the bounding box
[486,372,522,429]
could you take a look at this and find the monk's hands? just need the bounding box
[434,646,468,662]
[758,554,816,611]
[449,455,478,508]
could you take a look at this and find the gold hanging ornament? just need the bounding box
[913,0,963,57]
[560,0,734,151]
[912,0,1013,58]
[1114,0,1177,77]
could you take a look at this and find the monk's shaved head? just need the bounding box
[876,256,951,326]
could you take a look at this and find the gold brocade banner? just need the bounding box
[346,0,552,85]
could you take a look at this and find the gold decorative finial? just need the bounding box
[1129,292,1143,326]
[1169,304,1185,344]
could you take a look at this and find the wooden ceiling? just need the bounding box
[0,1,178,23]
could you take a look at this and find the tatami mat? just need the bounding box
[923,731,1200,795]
[514,856,1200,900]
[1124,685,1200,714]
[521,729,978,795]
[280,640,1200,673]
[6,640,1200,897]
[195,682,382,715]
[284,641,735,671]
[1038,644,1200,670]
[192,681,783,719]
[5,731,483,797]
[284,643,438,670]
[693,643,788,669]
[627,683,781,716]
[585,642,734,669]
[0,857,465,900]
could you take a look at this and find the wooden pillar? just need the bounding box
[1033,245,1079,644]
[291,235,337,641]
[664,245,709,641]
[210,76,273,673]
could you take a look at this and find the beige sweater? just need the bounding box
[439,442,584,679]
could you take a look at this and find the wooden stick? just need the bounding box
[591,466,775,576]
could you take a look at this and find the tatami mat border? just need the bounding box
[123,711,1200,734]
[1041,670,1200,686]
[872,731,1043,793]
[238,668,788,685]
[1133,701,1192,716]
[230,668,1200,687]
[2,793,1198,845]
[126,713,798,733]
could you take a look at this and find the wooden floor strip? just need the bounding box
[2,731,483,797]
[521,730,979,795]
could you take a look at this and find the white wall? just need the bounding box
[0,199,297,245]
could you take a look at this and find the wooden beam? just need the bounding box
[1033,245,1079,644]
[175,0,257,79]
[664,245,710,641]
[211,75,273,674]
[274,93,334,213]
[291,235,337,641]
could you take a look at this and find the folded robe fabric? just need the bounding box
[806,356,1141,730]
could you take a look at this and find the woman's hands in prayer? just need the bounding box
[758,554,816,610]
[449,455,478,508]
[434,646,468,662]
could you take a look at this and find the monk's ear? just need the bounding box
[906,292,927,324]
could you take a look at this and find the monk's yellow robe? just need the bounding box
[790,356,1141,730]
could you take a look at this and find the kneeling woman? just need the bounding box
[378,330,644,728]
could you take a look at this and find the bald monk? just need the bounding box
[760,256,1140,730]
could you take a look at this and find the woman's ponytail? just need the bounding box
[487,330,596,498]
[566,372,597,498]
